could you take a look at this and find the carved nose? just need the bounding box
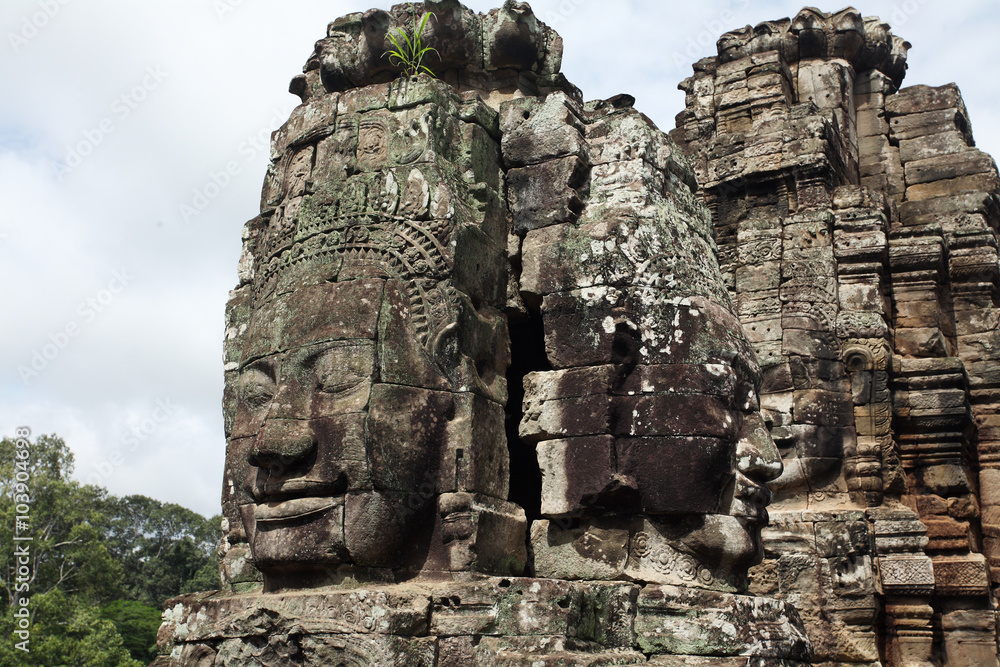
[249,419,317,474]
[736,412,783,483]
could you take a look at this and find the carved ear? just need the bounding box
[430,320,461,383]
[376,282,450,391]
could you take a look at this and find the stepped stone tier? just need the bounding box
[671,5,1000,666]
[154,2,1000,666]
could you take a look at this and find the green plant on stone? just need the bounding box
[384,3,439,78]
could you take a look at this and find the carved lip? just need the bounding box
[733,506,769,525]
[731,479,770,525]
[254,496,337,524]
[261,479,337,496]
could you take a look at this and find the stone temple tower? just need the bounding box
[672,6,1000,666]
[154,3,1000,666]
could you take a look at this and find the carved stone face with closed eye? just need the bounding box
[229,276,484,584]
[221,78,524,588]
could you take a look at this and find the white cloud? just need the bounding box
[2,0,998,517]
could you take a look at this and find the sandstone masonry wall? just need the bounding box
[673,7,1000,666]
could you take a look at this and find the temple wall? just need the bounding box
[672,8,1000,666]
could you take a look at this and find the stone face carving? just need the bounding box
[156,2,815,665]
[230,74,526,586]
[716,7,910,87]
[674,5,1000,666]
[505,87,782,594]
[158,3,1000,665]
[224,1,788,596]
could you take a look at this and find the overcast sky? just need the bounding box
[2,0,998,518]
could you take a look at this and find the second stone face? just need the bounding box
[504,83,782,593]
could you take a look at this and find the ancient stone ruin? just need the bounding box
[672,7,1000,665]
[155,3,1000,665]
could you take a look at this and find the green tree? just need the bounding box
[1,433,221,663]
[0,435,123,611]
[99,494,221,607]
[100,599,162,664]
[0,589,141,667]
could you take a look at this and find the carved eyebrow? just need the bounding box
[241,356,277,382]
[300,340,372,367]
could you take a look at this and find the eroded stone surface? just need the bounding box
[156,579,810,666]
[160,2,1000,665]
[674,5,1000,666]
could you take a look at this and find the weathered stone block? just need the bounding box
[736,261,782,291]
[815,520,871,558]
[744,317,783,343]
[906,171,1000,201]
[541,290,752,369]
[520,220,639,297]
[616,394,735,438]
[441,393,509,497]
[634,585,812,659]
[782,328,840,360]
[878,554,935,595]
[933,554,990,595]
[856,108,889,138]
[501,93,587,167]
[886,83,966,117]
[366,384,451,492]
[792,390,854,426]
[508,156,589,233]
[616,437,734,514]
[904,150,995,186]
[899,191,996,226]
[521,389,615,442]
[894,327,949,357]
[898,131,974,163]
[531,518,629,579]
[432,493,528,575]
[536,436,615,515]
[475,638,646,666]
[430,578,579,637]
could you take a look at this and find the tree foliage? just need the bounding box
[1,434,222,663]
[100,600,163,665]
[98,494,221,607]
[0,435,122,611]
[1,589,142,667]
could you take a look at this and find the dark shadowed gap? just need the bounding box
[505,308,550,522]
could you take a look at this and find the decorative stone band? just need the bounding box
[531,518,745,593]
[878,554,936,596]
[156,578,812,665]
[932,554,991,596]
